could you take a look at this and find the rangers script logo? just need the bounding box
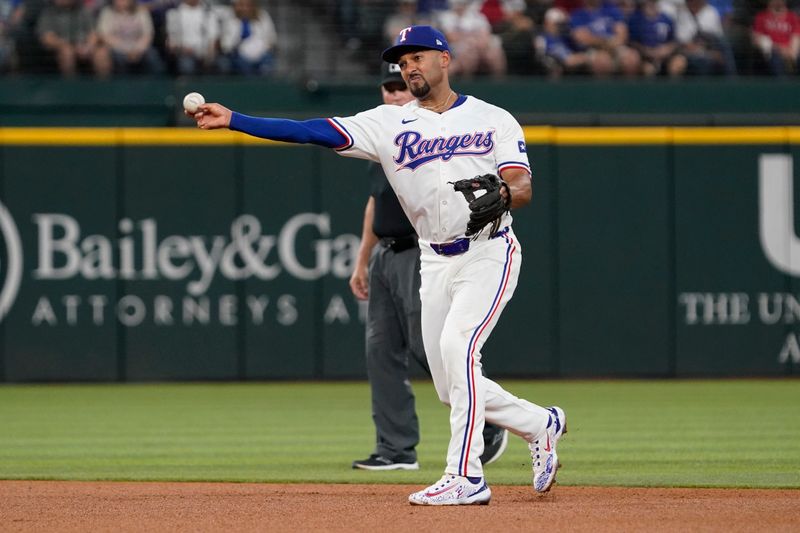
[0,199,22,322]
[393,130,495,171]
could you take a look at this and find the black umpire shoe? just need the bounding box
[352,454,420,471]
[480,423,509,465]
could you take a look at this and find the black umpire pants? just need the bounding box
[366,239,427,463]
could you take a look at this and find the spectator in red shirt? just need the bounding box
[752,0,800,75]
[479,0,504,29]
[554,0,581,13]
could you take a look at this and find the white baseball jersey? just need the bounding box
[328,94,553,481]
[329,95,531,243]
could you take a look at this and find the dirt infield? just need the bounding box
[1,481,798,532]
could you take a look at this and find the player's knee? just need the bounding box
[439,329,463,356]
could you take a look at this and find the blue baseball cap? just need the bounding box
[382,26,450,64]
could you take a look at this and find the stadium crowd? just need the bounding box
[1,0,277,76]
[1,0,799,78]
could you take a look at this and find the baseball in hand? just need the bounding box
[183,92,205,114]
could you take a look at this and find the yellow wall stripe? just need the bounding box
[1,128,120,145]
[671,127,791,144]
[521,126,555,144]
[0,128,285,146]
[119,128,286,145]
[524,126,799,145]
[0,127,798,146]
[551,127,671,145]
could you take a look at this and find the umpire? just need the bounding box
[350,63,508,471]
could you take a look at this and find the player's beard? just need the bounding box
[410,80,431,99]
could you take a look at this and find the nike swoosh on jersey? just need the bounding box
[401,118,418,124]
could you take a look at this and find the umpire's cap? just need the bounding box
[382,25,450,64]
[380,62,405,87]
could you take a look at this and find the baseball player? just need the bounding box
[190,25,566,506]
[351,62,509,472]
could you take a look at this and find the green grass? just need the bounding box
[0,380,798,488]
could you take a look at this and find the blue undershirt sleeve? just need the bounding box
[229,112,347,149]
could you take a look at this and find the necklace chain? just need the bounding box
[421,91,456,113]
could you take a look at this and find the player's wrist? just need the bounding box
[228,111,243,130]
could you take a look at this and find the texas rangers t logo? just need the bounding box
[398,27,412,42]
[393,130,495,171]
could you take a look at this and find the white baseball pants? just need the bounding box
[418,228,551,478]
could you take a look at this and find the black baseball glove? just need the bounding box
[451,173,511,238]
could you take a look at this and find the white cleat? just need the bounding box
[529,406,567,493]
[408,474,492,506]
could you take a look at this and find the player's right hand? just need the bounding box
[190,103,232,130]
[349,265,369,300]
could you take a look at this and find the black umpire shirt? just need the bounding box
[369,162,415,239]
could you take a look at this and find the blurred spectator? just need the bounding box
[37,0,112,77]
[81,0,104,16]
[417,0,448,14]
[339,0,395,69]
[663,0,736,75]
[165,0,219,75]
[553,0,581,12]
[482,0,538,29]
[383,0,431,45]
[728,0,760,28]
[708,0,733,26]
[752,0,800,75]
[628,0,686,77]
[540,6,606,76]
[480,0,504,28]
[217,0,276,76]
[570,0,641,76]
[528,0,556,25]
[10,0,48,72]
[139,0,180,58]
[656,0,681,13]
[336,0,360,47]
[0,0,23,71]
[723,0,757,73]
[497,0,540,74]
[436,0,507,76]
[617,0,636,20]
[97,0,165,75]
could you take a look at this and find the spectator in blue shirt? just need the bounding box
[541,6,614,76]
[628,0,686,76]
[416,0,448,15]
[570,0,641,75]
[708,0,733,26]
[0,0,23,71]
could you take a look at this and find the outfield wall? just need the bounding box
[2,78,799,126]
[0,127,798,381]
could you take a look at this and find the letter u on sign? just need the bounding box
[760,154,800,276]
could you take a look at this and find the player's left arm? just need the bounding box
[499,167,532,209]
[495,111,533,209]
